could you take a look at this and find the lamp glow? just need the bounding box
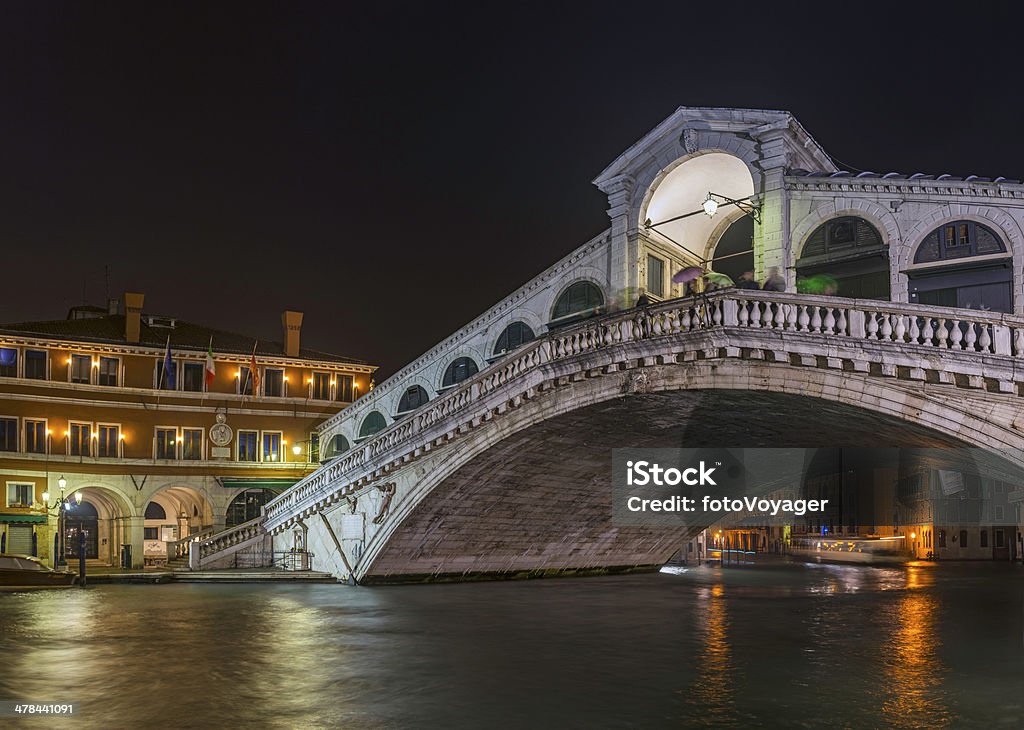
[74,491,83,505]
[58,476,67,491]
[910,532,917,539]
[702,194,719,217]
[42,491,50,503]
[292,445,302,455]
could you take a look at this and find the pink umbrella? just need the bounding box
[672,266,704,284]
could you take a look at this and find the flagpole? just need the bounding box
[201,336,212,408]
[156,335,169,411]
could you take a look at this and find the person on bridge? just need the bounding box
[737,271,760,290]
[762,267,785,292]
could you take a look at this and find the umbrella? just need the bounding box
[672,266,704,284]
[704,271,734,288]
[798,274,838,295]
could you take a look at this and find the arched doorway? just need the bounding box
[64,500,99,559]
[145,486,214,566]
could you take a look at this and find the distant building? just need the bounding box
[0,292,375,568]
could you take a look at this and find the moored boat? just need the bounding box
[0,554,78,587]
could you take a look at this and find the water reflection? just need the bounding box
[881,566,953,728]
[687,584,737,726]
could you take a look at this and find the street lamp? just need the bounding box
[701,191,762,224]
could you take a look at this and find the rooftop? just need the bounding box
[0,306,368,366]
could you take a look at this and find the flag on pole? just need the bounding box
[162,336,176,390]
[205,338,216,389]
[249,343,260,396]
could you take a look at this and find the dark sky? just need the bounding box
[4,2,1024,377]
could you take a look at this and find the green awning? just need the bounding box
[0,514,47,524]
[219,478,300,490]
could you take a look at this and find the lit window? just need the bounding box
[0,348,17,378]
[311,372,330,400]
[24,350,47,380]
[0,418,17,451]
[237,431,258,462]
[71,355,91,384]
[98,357,119,387]
[264,369,284,397]
[6,482,33,508]
[262,432,282,462]
[97,425,119,457]
[69,422,91,456]
[182,428,203,460]
[182,362,205,392]
[335,374,353,402]
[238,366,254,396]
[493,322,535,357]
[24,420,46,454]
[155,428,177,459]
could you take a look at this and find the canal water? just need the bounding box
[1,561,1022,728]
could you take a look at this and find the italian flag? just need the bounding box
[205,339,216,388]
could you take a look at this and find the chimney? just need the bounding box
[282,310,303,357]
[124,292,144,343]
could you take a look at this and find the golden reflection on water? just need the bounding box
[881,566,953,728]
[687,583,736,724]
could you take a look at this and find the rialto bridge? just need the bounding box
[198,107,1024,581]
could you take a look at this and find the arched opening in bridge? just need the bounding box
[549,281,605,327]
[397,385,430,414]
[145,486,213,566]
[709,216,754,284]
[441,357,479,388]
[359,411,388,439]
[492,322,535,358]
[323,434,350,458]
[226,489,280,527]
[643,153,756,257]
[360,387,1018,583]
[908,221,1012,313]
[796,217,890,299]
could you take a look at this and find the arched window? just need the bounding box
[796,217,889,299]
[493,322,535,356]
[324,434,350,458]
[441,357,478,388]
[144,502,166,520]
[358,411,387,439]
[551,281,604,323]
[910,221,1012,312]
[226,489,281,527]
[397,385,430,413]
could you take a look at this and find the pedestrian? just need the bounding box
[762,266,785,292]
[736,271,760,290]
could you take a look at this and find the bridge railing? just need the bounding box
[263,291,1024,529]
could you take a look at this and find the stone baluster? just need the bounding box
[797,305,810,332]
[865,312,878,339]
[680,308,692,332]
[809,306,822,333]
[935,319,949,348]
[760,302,773,328]
[737,301,749,327]
[964,322,978,352]
[879,313,893,341]
[773,303,785,329]
[892,314,906,342]
[822,308,836,334]
[908,316,920,344]
[978,325,992,353]
[835,308,847,336]
[950,320,963,350]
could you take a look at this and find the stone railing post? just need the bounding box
[188,540,200,571]
[992,325,1011,355]
[721,298,738,326]
[847,309,866,339]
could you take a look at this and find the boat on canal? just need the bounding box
[0,554,78,587]
[788,536,909,564]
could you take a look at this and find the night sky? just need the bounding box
[4,3,1024,377]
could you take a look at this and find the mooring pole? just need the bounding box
[78,531,87,587]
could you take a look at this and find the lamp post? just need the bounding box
[51,475,68,568]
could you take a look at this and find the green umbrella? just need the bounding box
[704,271,734,288]
[799,274,838,295]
